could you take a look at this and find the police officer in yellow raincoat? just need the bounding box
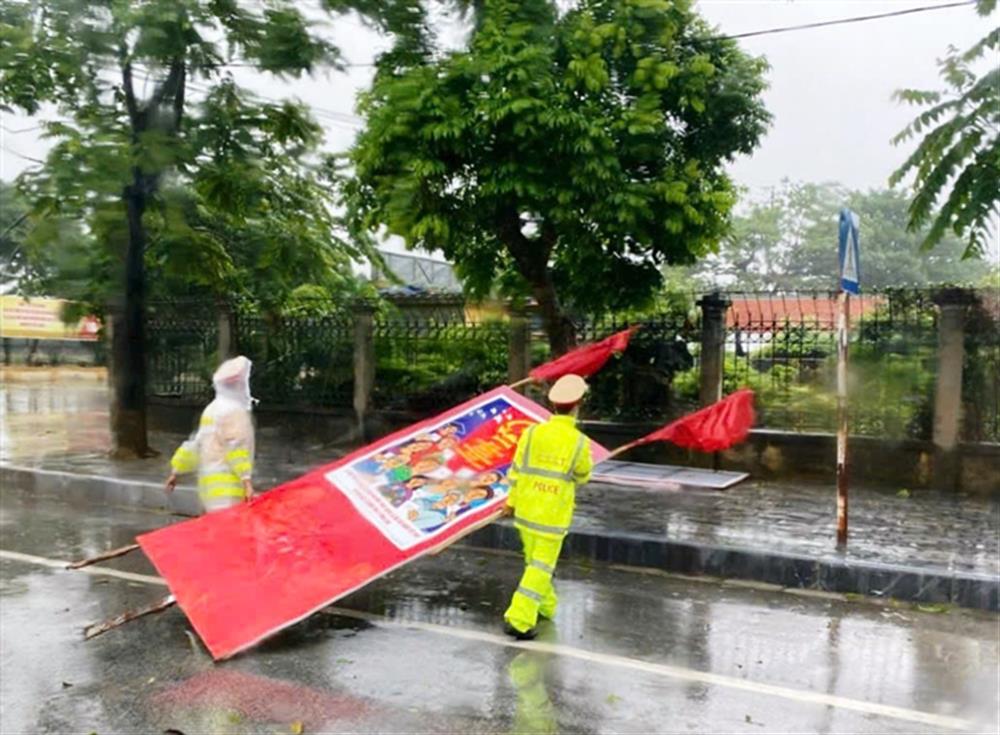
[503,374,593,640]
[164,356,256,513]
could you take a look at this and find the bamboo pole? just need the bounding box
[602,441,639,462]
[67,543,140,570]
[507,376,535,390]
[83,594,176,640]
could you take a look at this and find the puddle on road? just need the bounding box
[1,381,111,462]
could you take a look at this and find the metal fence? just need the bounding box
[235,307,354,408]
[719,290,940,439]
[574,308,701,423]
[147,300,219,401]
[144,289,999,444]
[963,292,1000,443]
[372,315,509,412]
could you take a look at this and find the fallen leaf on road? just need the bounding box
[896,488,911,499]
[290,721,304,734]
[605,694,621,705]
[916,603,950,614]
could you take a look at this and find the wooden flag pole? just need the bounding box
[603,441,639,462]
[83,594,176,640]
[67,542,141,570]
[507,377,535,390]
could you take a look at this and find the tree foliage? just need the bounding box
[890,0,999,257]
[0,0,412,454]
[690,182,991,291]
[348,0,770,352]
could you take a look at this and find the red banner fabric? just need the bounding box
[137,387,608,660]
[634,389,756,453]
[528,326,637,382]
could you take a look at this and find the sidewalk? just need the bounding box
[2,378,997,610]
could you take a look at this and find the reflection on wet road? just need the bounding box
[1,491,997,734]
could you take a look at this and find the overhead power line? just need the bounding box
[21,0,977,143]
[719,1,976,41]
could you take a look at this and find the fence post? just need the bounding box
[697,292,731,407]
[932,288,972,490]
[507,308,530,389]
[353,301,376,439]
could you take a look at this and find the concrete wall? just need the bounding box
[582,421,1000,495]
[148,399,1000,495]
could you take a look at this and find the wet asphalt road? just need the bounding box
[1,489,998,735]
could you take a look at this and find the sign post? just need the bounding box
[836,209,860,548]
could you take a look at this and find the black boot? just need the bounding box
[503,622,537,641]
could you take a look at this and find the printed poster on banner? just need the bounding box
[327,391,548,550]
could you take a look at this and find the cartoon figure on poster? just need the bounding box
[327,395,543,550]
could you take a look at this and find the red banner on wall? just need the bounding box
[138,387,608,660]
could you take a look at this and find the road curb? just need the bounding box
[3,462,996,612]
[460,524,999,612]
[0,463,201,517]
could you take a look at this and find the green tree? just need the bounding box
[0,182,30,288]
[692,182,990,290]
[0,0,413,456]
[347,0,770,353]
[890,0,999,257]
[1,180,94,298]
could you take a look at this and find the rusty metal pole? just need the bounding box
[835,290,850,548]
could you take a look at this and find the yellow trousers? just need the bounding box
[504,528,563,633]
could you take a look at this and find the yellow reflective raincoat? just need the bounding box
[169,356,256,513]
[504,414,592,633]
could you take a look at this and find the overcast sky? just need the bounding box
[1,0,997,256]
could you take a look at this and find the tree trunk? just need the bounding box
[530,273,575,356]
[501,215,576,357]
[110,179,153,458]
[110,57,185,459]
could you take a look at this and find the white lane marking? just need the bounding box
[0,549,167,586]
[321,607,972,731]
[0,548,974,731]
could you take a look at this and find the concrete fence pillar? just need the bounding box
[697,292,731,407]
[932,288,973,490]
[507,310,530,389]
[353,302,376,439]
[216,305,234,360]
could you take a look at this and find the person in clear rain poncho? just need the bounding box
[165,356,257,513]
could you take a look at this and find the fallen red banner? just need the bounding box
[137,387,608,660]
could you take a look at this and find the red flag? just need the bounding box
[633,389,755,453]
[529,326,637,382]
